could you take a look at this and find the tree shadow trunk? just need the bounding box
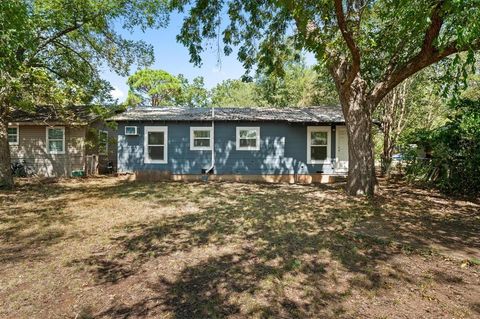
[0,106,13,189]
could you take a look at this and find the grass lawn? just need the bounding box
[0,177,479,319]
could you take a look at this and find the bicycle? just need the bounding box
[11,160,37,178]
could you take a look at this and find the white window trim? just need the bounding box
[99,130,108,155]
[144,126,168,164]
[8,125,19,145]
[190,127,213,151]
[125,126,138,135]
[236,126,260,151]
[307,126,331,164]
[46,126,65,155]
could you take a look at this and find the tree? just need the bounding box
[0,0,168,188]
[210,55,339,107]
[176,75,209,107]
[211,79,259,107]
[170,0,480,196]
[126,71,210,107]
[126,69,182,107]
[255,60,339,107]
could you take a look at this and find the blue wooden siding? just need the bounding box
[117,121,339,175]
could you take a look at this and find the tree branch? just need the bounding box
[31,63,65,79]
[371,39,480,105]
[370,1,447,104]
[421,0,445,53]
[39,23,81,51]
[28,11,105,64]
[52,40,96,72]
[334,0,361,86]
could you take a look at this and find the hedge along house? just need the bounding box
[110,106,349,183]
[7,106,117,177]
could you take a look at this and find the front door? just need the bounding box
[335,126,349,173]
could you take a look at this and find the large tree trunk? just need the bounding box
[340,79,377,196]
[0,105,13,188]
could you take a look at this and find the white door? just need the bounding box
[335,126,349,173]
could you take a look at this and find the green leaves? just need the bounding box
[126,69,209,107]
[169,0,480,92]
[127,69,182,107]
[209,59,338,107]
[176,75,209,107]
[0,0,34,75]
[404,97,480,195]
[210,79,258,107]
[1,0,169,112]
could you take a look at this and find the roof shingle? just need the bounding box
[8,105,98,124]
[108,106,345,123]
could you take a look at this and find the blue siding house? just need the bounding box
[109,107,349,183]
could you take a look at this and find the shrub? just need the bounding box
[402,99,480,196]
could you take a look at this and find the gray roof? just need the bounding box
[108,106,345,123]
[9,105,99,124]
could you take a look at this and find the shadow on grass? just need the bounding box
[0,182,76,263]
[88,183,419,318]
[2,178,478,318]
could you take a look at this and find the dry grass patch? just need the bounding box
[0,177,479,319]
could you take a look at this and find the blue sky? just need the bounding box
[102,13,249,102]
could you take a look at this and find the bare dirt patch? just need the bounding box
[0,177,479,318]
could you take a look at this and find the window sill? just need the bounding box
[190,147,212,151]
[144,159,168,164]
[307,160,331,165]
[236,147,260,151]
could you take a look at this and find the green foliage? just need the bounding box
[211,60,338,107]
[127,59,339,108]
[373,67,450,161]
[127,69,181,107]
[170,0,480,89]
[403,99,480,196]
[255,59,338,107]
[126,70,209,107]
[210,79,259,107]
[0,0,168,111]
[176,75,209,107]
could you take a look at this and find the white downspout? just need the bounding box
[209,106,215,173]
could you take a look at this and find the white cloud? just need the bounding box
[111,87,125,100]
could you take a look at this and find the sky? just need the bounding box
[102,13,250,102]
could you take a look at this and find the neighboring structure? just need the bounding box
[109,106,349,183]
[7,106,117,177]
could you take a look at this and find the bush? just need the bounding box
[402,99,480,196]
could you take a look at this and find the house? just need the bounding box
[109,106,349,183]
[7,106,117,177]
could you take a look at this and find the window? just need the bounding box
[46,127,65,154]
[99,130,108,155]
[8,126,18,145]
[190,127,213,150]
[236,127,260,151]
[125,126,138,135]
[144,126,167,164]
[307,126,331,164]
